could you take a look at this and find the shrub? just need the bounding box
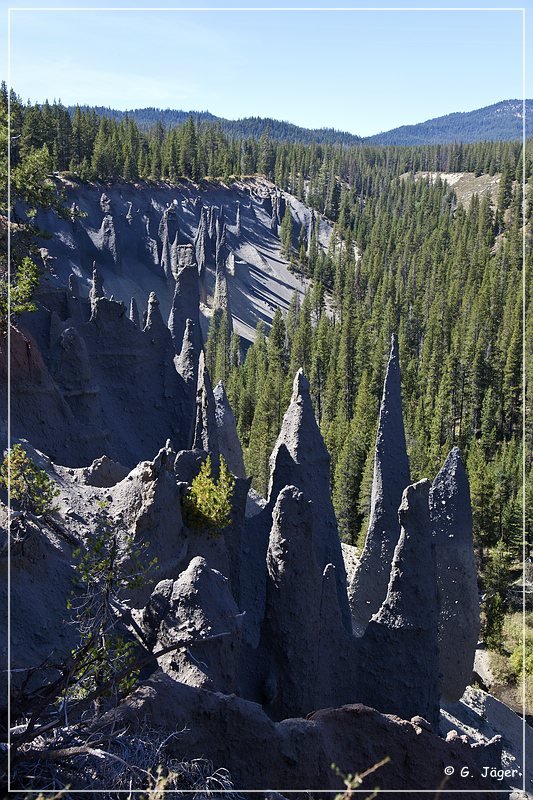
[483,591,505,652]
[182,455,235,533]
[0,257,40,332]
[0,443,59,515]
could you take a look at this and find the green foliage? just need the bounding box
[280,205,293,257]
[10,145,57,215]
[3,86,527,190]
[206,309,233,385]
[483,592,505,652]
[504,613,533,680]
[0,443,59,515]
[0,257,40,331]
[489,612,533,714]
[482,543,514,652]
[182,455,235,533]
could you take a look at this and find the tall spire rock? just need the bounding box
[129,297,140,327]
[267,369,351,631]
[194,206,208,304]
[175,319,199,387]
[100,192,111,213]
[235,202,241,236]
[213,249,232,325]
[207,205,216,240]
[192,350,220,464]
[317,563,355,708]
[348,334,410,635]
[100,214,120,271]
[158,202,179,280]
[170,241,196,282]
[143,291,175,353]
[168,245,201,354]
[89,262,104,313]
[356,480,440,730]
[96,195,121,270]
[260,485,321,719]
[213,381,246,478]
[143,291,166,337]
[215,219,227,275]
[430,447,480,702]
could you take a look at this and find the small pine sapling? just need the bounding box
[0,257,41,332]
[0,443,59,516]
[182,455,235,533]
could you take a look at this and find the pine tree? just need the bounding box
[280,206,293,258]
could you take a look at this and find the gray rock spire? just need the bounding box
[267,369,351,631]
[316,563,355,708]
[356,480,440,730]
[175,319,199,387]
[129,297,140,327]
[430,447,480,702]
[192,350,220,464]
[100,214,120,270]
[168,245,201,354]
[213,250,232,323]
[89,263,104,312]
[158,203,179,280]
[208,205,216,240]
[213,381,245,478]
[170,242,196,282]
[194,206,208,304]
[261,485,321,719]
[215,220,227,275]
[144,291,167,339]
[349,333,410,635]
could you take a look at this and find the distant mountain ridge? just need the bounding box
[70,106,363,146]
[69,99,532,145]
[366,100,533,145]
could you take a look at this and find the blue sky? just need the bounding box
[3,0,528,136]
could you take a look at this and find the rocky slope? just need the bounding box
[30,176,331,343]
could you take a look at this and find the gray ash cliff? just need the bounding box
[5,177,331,471]
[28,178,330,344]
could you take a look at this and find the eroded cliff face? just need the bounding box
[30,177,331,343]
[5,178,330,467]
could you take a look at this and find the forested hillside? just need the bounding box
[2,85,531,663]
[367,100,533,145]
[68,105,363,146]
[68,99,533,146]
